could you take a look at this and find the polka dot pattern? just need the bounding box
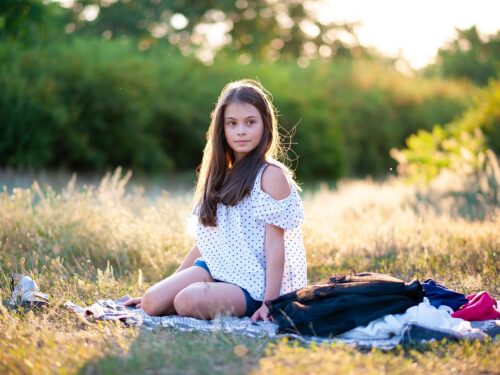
[194,163,308,301]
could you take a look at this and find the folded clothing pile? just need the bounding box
[267,272,424,337]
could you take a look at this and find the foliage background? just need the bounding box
[1,1,498,180]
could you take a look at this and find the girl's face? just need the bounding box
[223,101,264,162]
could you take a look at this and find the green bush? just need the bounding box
[392,79,500,182]
[0,38,472,179]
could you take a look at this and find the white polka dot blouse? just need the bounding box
[194,162,308,301]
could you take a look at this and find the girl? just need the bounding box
[124,79,307,321]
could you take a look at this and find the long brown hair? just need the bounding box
[193,79,282,227]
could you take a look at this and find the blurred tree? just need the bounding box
[0,0,66,43]
[2,37,468,177]
[58,0,370,63]
[425,26,500,86]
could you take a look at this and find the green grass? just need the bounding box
[0,168,499,374]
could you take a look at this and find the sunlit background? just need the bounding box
[48,0,500,69]
[321,0,500,69]
[0,0,499,183]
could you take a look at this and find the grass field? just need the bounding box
[0,168,499,374]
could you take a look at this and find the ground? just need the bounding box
[0,170,498,374]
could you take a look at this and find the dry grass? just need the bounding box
[0,169,498,374]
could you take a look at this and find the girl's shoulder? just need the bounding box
[251,159,304,230]
[258,158,301,191]
[252,159,301,200]
[260,164,291,201]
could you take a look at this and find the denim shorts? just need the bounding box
[193,259,262,317]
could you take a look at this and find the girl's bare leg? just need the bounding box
[173,282,248,319]
[140,266,213,316]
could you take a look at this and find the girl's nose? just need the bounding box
[236,124,246,135]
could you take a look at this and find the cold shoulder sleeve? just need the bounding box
[251,168,304,230]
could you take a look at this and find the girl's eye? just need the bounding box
[248,120,255,125]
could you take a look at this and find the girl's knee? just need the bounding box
[173,282,209,317]
[141,291,164,316]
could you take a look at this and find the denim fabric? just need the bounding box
[193,259,261,317]
[267,272,424,337]
[422,279,468,311]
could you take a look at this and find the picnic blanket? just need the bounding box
[7,273,498,350]
[63,295,499,350]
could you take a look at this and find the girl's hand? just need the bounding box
[250,303,274,322]
[123,297,142,309]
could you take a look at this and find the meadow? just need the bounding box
[0,168,499,374]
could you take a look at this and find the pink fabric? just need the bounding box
[451,291,500,321]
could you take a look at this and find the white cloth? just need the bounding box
[194,162,308,301]
[338,297,472,340]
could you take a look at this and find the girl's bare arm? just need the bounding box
[263,224,285,302]
[123,246,201,307]
[175,245,202,273]
[260,164,290,301]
